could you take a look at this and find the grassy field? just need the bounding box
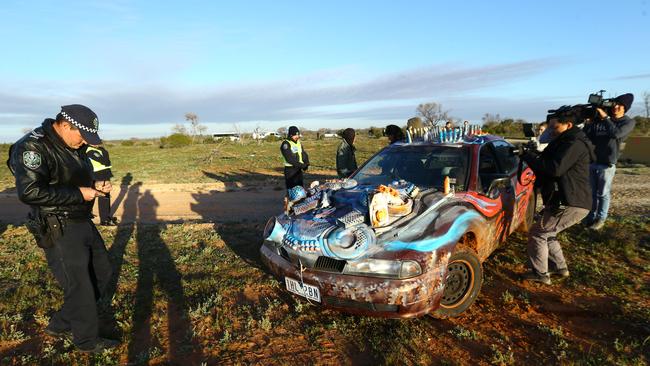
[1,136,649,365]
[0,217,648,365]
[0,136,383,191]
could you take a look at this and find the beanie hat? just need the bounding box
[614,93,634,113]
[342,128,355,146]
[288,126,300,138]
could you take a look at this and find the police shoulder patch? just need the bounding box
[23,151,42,169]
[282,142,288,149]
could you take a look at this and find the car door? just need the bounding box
[491,140,528,234]
[477,142,516,241]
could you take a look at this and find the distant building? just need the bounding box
[212,132,241,141]
[252,131,282,140]
[323,133,338,138]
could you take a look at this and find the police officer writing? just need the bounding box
[520,107,595,285]
[8,105,119,353]
[583,93,636,230]
[281,126,310,190]
[87,145,118,226]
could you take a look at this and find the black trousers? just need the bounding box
[284,167,304,190]
[43,219,112,347]
[98,194,111,223]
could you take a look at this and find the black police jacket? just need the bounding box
[523,126,595,210]
[9,119,94,216]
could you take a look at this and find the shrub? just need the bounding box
[160,133,192,148]
[120,140,135,146]
[368,127,384,138]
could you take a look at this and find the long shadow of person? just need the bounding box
[128,190,202,364]
[111,172,134,214]
[98,180,143,339]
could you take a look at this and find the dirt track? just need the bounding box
[0,183,286,225]
[1,168,647,225]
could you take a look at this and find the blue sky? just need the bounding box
[1,0,648,141]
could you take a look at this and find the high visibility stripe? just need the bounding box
[282,139,303,167]
[86,146,111,172]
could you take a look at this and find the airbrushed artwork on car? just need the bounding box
[261,126,536,318]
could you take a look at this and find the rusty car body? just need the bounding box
[260,131,536,318]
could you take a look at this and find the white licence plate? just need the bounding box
[285,277,321,302]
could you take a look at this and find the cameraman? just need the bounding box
[583,93,635,230]
[520,108,595,285]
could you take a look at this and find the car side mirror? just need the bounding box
[486,177,511,199]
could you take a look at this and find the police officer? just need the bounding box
[281,126,310,190]
[8,105,118,353]
[86,145,118,226]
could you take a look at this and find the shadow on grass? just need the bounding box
[99,178,142,339]
[125,190,203,364]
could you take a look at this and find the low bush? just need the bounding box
[160,133,192,148]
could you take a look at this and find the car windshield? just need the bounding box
[352,144,469,190]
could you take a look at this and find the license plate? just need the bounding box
[285,277,321,302]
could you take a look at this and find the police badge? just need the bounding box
[23,151,42,170]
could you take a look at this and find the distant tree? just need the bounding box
[232,123,244,144]
[417,102,449,125]
[482,113,502,124]
[407,117,424,130]
[481,117,526,137]
[185,112,206,142]
[368,126,383,138]
[277,126,287,136]
[172,124,188,134]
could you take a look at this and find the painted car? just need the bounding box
[260,131,536,318]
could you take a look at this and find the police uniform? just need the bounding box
[281,126,310,190]
[86,146,117,225]
[8,105,117,353]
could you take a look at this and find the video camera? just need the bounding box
[547,90,614,124]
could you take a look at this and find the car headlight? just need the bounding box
[323,226,374,260]
[344,259,422,279]
[264,217,286,243]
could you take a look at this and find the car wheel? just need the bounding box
[433,251,482,318]
[517,190,537,233]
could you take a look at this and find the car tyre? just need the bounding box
[432,250,482,318]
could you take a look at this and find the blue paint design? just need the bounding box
[386,211,481,252]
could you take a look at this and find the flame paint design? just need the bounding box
[385,211,481,252]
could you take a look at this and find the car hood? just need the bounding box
[265,180,469,261]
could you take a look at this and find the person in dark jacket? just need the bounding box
[384,124,404,145]
[281,126,310,190]
[583,93,636,230]
[8,105,118,353]
[520,108,595,285]
[86,145,118,226]
[336,128,358,178]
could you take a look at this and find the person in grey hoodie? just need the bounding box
[336,128,358,178]
[583,93,636,230]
